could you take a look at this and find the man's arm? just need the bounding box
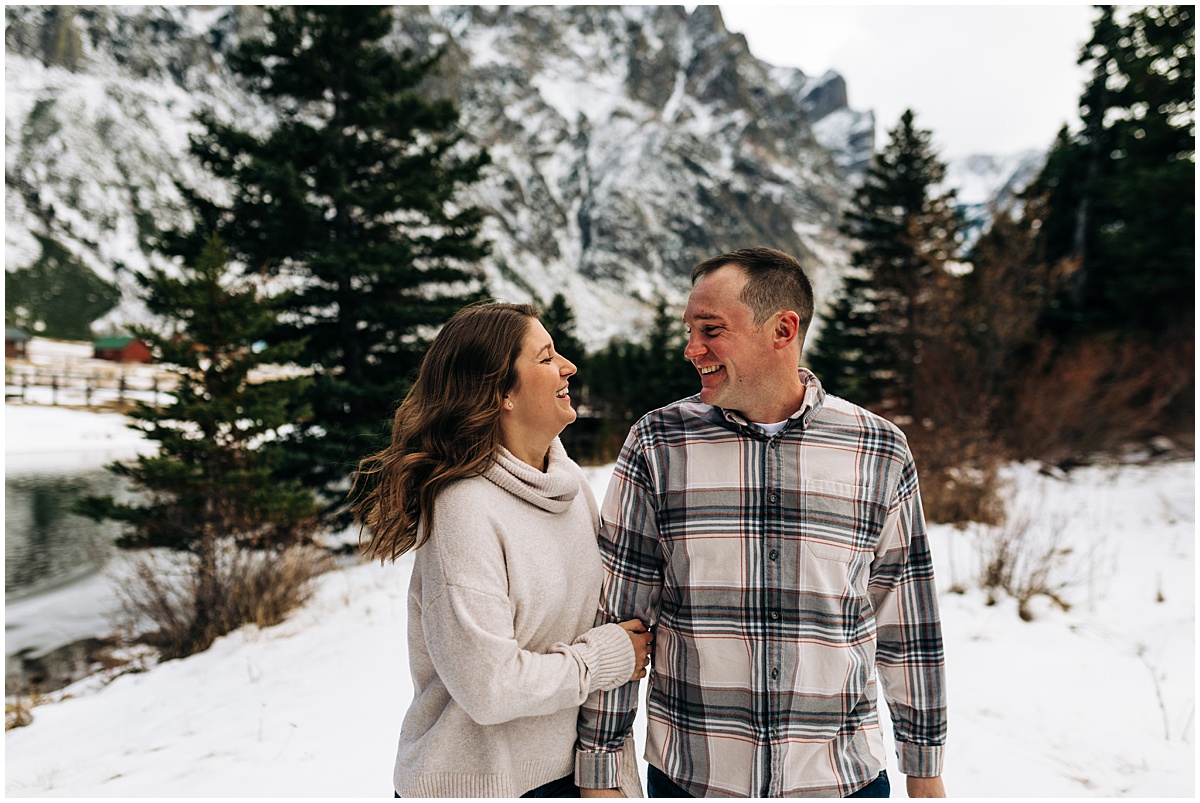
[575,429,665,794]
[868,453,948,790]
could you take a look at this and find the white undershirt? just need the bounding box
[752,420,789,436]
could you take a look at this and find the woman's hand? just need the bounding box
[618,620,653,681]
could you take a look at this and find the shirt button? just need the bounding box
[770,441,779,449]
[769,610,780,620]
[769,493,779,503]
[770,667,780,680]
[769,549,778,561]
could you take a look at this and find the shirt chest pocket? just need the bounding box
[794,480,882,600]
[799,478,885,564]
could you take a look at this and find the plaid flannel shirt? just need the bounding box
[576,369,946,797]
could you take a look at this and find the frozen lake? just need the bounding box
[5,468,130,601]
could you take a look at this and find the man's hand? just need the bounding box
[580,788,624,798]
[618,619,654,682]
[906,775,946,798]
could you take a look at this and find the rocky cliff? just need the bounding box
[5,5,1025,346]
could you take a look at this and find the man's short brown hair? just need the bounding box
[691,247,814,333]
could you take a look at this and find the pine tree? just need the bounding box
[1028,4,1194,335]
[76,235,318,554]
[805,267,879,405]
[641,297,698,411]
[575,297,697,461]
[541,293,587,370]
[809,109,960,418]
[1069,3,1123,316]
[1098,5,1194,332]
[75,235,322,656]
[587,338,639,419]
[587,298,695,418]
[168,7,490,513]
[1021,127,1086,286]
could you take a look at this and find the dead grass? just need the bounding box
[117,542,334,661]
[976,495,1079,621]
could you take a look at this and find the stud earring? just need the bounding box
[506,400,514,409]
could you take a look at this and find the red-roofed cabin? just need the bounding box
[93,336,153,364]
[6,327,31,359]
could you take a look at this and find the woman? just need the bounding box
[354,302,651,798]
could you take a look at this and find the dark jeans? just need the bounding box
[395,775,580,798]
[849,771,891,798]
[647,765,890,798]
[521,774,581,798]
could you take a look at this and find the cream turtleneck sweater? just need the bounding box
[392,439,637,797]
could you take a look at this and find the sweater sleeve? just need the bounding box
[423,587,634,726]
[418,489,635,727]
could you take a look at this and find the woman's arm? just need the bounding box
[414,485,643,727]
[422,583,636,725]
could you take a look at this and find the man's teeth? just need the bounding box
[700,366,721,375]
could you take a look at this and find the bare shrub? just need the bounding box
[919,459,1007,529]
[5,695,36,731]
[1009,332,1194,465]
[975,494,1080,621]
[117,542,334,660]
[907,324,1007,527]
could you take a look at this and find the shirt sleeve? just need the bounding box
[575,428,665,789]
[867,453,948,778]
[420,498,635,727]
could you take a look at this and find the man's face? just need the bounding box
[683,265,778,419]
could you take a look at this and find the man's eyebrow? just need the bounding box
[686,312,723,322]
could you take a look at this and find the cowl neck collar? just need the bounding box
[483,438,579,514]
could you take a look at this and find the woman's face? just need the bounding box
[503,318,578,443]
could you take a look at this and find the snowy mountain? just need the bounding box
[4,5,1032,345]
[940,150,1046,248]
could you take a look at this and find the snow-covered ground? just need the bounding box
[5,403,156,473]
[4,404,1195,797]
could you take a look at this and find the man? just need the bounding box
[575,247,947,798]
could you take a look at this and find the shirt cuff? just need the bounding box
[575,745,623,790]
[897,740,944,778]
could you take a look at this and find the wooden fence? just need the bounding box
[5,365,177,409]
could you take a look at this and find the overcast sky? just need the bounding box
[718,4,1102,159]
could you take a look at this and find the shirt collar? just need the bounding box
[715,367,826,434]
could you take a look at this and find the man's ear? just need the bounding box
[773,311,801,350]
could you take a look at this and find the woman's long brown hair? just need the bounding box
[352,302,539,563]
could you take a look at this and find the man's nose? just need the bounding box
[683,334,705,360]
